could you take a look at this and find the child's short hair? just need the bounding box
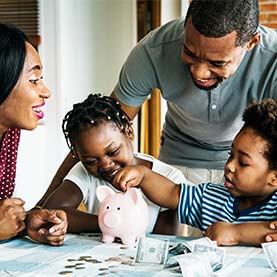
[242,99,277,170]
[62,93,132,153]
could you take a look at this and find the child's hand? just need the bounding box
[265,220,277,242]
[113,165,147,192]
[205,222,239,246]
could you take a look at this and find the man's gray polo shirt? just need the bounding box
[114,17,277,169]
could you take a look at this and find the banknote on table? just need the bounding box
[167,252,214,277]
[183,237,217,252]
[262,241,277,271]
[194,244,225,272]
[134,236,169,265]
[163,237,221,272]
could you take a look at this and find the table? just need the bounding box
[0,233,275,276]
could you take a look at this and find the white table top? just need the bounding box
[0,233,275,276]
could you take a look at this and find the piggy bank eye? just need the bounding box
[117,207,120,210]
[106,206,109,210]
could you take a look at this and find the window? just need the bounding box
[0,0,40,47]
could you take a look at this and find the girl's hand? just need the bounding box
[113,165,147,191]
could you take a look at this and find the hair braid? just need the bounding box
[62,93,132,156]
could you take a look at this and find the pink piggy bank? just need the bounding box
[96,186,149,245]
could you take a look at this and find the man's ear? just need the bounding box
[246,32,260,51]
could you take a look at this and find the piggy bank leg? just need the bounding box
[102,234,115,243]
[121,236,137,245]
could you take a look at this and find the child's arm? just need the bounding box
[42,180,100,233]
[205,221,276,246]
[113,165,180,209]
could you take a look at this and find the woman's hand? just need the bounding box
[205,222,239,246]
[0,198,26,240]
[26,209,68,246]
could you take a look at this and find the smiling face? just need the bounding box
[0,42,50,135]
[73,121,134,183]
[182,17,259,90]
[224,127,277,202]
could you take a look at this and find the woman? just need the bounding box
[0,23,67,245]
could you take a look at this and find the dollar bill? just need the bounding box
[183,237,217,252]
[134,236,169,265]
[194,244,225,272]
[262,241,277,271]
[169,252,214,277]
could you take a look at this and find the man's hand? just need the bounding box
[0,198,26,240]
[26,209,68,246]
[113,165,146,191]
[205,222,239,246]
[265,220,277,242]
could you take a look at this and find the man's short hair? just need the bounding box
[185,0,259,46]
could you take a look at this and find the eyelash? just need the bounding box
[228,151,248,167]
[184,48,226,68]
[184,48,195,58]
[109,149,119,156]
[210,62,226,68]
[30,76,43,85]
[83,149,120,166]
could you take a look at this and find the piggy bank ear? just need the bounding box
[125,188,142,205]
[96,186,115,203]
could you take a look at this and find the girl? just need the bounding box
[43,94,186,234]
[0,23,67,244]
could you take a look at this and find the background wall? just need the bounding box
[14,0,137,210]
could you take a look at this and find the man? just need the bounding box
[111,0,277,185]
[36,0,277,239]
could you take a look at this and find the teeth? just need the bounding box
[196,78,209,83]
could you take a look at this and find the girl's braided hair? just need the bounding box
[242,98,277,170]
[62,93,132,156]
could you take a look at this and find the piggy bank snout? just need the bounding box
[103,211,121,228]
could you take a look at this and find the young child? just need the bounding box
[42,94,186,235]
[113,99,277,246]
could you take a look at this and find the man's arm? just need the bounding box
[36,153,79,207]
[110,91,141,120]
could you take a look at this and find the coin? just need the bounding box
[59,271,73,275]
[105,257,121,262]
[64,265,76,268]
[121,260,133,265]
[80,256,92,259]
[85,259,100,263]
[98,267,109,271]
[120,246,129,250]
[75,263,85,266]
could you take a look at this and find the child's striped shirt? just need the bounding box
[178,183,277,231]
